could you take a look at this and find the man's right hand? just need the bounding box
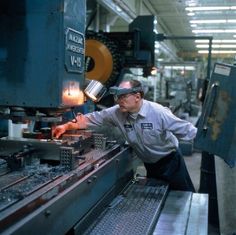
[52,114,87,139]
[52,124,67,139]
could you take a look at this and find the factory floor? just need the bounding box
[184,152,220,235]
[136,150,220,235]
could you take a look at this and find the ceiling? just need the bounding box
[87,0,236,61]
[148,0,236,55]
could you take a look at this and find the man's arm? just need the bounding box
[52,114,88,138]
[161,107,197,141]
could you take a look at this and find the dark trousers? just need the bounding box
[144,149,195,192]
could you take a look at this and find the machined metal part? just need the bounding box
[62,133,94,154]
[93,133,108,150]
[60,147,76,170]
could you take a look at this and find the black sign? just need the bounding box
[65,28,85,73]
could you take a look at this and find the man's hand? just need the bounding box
[52,114,87,139]
[52,124,67,139]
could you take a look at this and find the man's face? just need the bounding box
[115,81,140,113]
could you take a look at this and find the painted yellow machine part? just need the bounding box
[85,39,113,84]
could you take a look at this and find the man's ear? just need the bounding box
[135,93,141,100]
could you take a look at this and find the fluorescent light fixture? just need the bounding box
[190,19,236,24]
[190,24,197,27]
[195,39,236,43]
[190,20,226,24]
[97,0,133,23]
[153,29,158,34]
[193,29,236,33]
[196,44,236,48]
[198,50,236,54]
[115,6,122,12]
[164,66,195,70]
[187,12,195,16]
[155,42,160,48]
[188,3,197,7]
[234,35,236,38]
[186,6,236,11]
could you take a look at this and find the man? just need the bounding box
[53,79,197,192]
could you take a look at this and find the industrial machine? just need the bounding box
[194,63,236,167]
[0,0,86,123]
[0,1,208,234]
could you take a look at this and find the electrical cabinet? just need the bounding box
[194,63,236,167]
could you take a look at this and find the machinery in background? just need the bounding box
[84,15,156,105]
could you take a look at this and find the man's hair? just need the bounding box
[128,79,144,98]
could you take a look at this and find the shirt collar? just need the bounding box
[136,100,148,118]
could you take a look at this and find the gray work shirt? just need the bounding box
[84,100,197,163]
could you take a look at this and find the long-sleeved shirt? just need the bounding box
[84,99,197,163]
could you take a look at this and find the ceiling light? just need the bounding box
[195,39,236,43]
[187,12,195,16]
[188,3,197,7]
[193,29,236,33]
[115,6,122,12]
[198,50,236,54]
[155,42,160,48]
[164,66,195,71]
[190,24,197,27]
[190,19,236,24]
[196,44,236,48]
[98,0,133,23]
[190,20,226,24]
[186,6,233,11]
[193,29,224,33]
